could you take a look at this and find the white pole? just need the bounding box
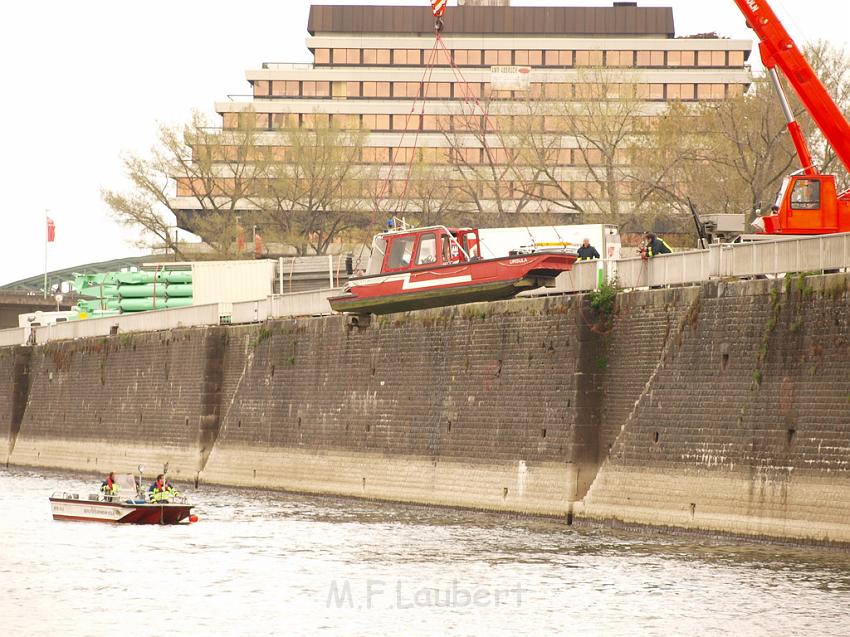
[328,255,333,289]
[278,257,284,295]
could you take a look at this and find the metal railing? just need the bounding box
[3,232,850,347]
[261,62,315,70]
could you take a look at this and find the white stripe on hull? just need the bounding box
[51,500,135,522]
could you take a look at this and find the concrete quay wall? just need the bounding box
[2,275,850,543]
[581,275,850,543]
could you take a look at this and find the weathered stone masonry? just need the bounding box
[2,275,850,543]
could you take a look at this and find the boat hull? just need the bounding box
[49,497,193,525]
[329,252,575,315]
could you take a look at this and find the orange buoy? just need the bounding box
[189,514,199,523]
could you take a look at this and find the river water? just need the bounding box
[1,467,849,636]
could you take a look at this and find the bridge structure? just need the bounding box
[0,255,166,329]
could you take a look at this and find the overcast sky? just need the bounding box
[2,0,848,286]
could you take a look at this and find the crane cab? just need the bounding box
[760,174,850,234]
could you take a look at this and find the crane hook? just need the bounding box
[431,1,446,33]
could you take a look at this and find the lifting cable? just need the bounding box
[376,2,569,254]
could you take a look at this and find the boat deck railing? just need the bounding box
[5,232,850,347]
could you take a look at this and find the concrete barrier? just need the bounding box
[269,288,338,318]
[33,304,224,344]
[0,327,25,347]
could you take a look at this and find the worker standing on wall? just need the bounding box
[643,233,672,258]
[577,238,600,260]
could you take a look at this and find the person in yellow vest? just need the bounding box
[644,233,673,257]
[149,474,179,503]
[100,472,120,497]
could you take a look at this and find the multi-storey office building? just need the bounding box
[171,2,752,235]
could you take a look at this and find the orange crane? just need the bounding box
[732,0,850,234]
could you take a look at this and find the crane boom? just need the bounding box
[731,0,850,177]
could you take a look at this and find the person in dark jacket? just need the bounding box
[644,233,672,257]
[576,238,600,260]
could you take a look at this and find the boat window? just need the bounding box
[416,233,437,265]
[386,236,415,269]
[790,179,821,210]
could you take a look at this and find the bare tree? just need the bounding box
[637,75,798,218]
[366,152,468,228]
[103,110,265,259]
[801,40,850,188]
[258,122,370,255]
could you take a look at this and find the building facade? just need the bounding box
[171,2,752,235]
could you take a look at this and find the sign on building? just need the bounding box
[490,66,532,92]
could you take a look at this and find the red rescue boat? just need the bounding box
[49,473,194,525]
[49,493,193,524]
[329,224,577,315]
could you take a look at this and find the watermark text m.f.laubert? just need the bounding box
[326,579,526,610]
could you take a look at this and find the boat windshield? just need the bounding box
[366,236,387,275]
[386,236,416,270]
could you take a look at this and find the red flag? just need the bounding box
[254,231,264,258]
[46,217,56,242]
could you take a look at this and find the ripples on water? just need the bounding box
[1,467,849,636]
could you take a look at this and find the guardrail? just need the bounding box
[2,232,849,347]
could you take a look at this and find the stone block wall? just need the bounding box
[203,297,598,514]
[4,274,850,543]
[9,329,221,480]
[582,275,850,543]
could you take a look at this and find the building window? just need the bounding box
[606,51,634,67]
[254,81,270,97]
[575,50,604,67]
[272,113,299,130]
[667,84,686,101]
[667,50,693,67]
[636,50,665,67]
[697,50,713,67]
[729,51,745,67]
[314,49,330,65]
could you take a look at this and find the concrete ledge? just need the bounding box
[202,446,579,516]
[581,468,850,544]
[8,438,200,481]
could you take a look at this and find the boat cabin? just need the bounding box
[365,226,481,275]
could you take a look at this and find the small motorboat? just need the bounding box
[329,224,578,315]
[49,473,194,525]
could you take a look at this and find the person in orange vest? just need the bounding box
[100,471,120,497]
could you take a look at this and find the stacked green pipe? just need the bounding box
[73,270,193,314]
